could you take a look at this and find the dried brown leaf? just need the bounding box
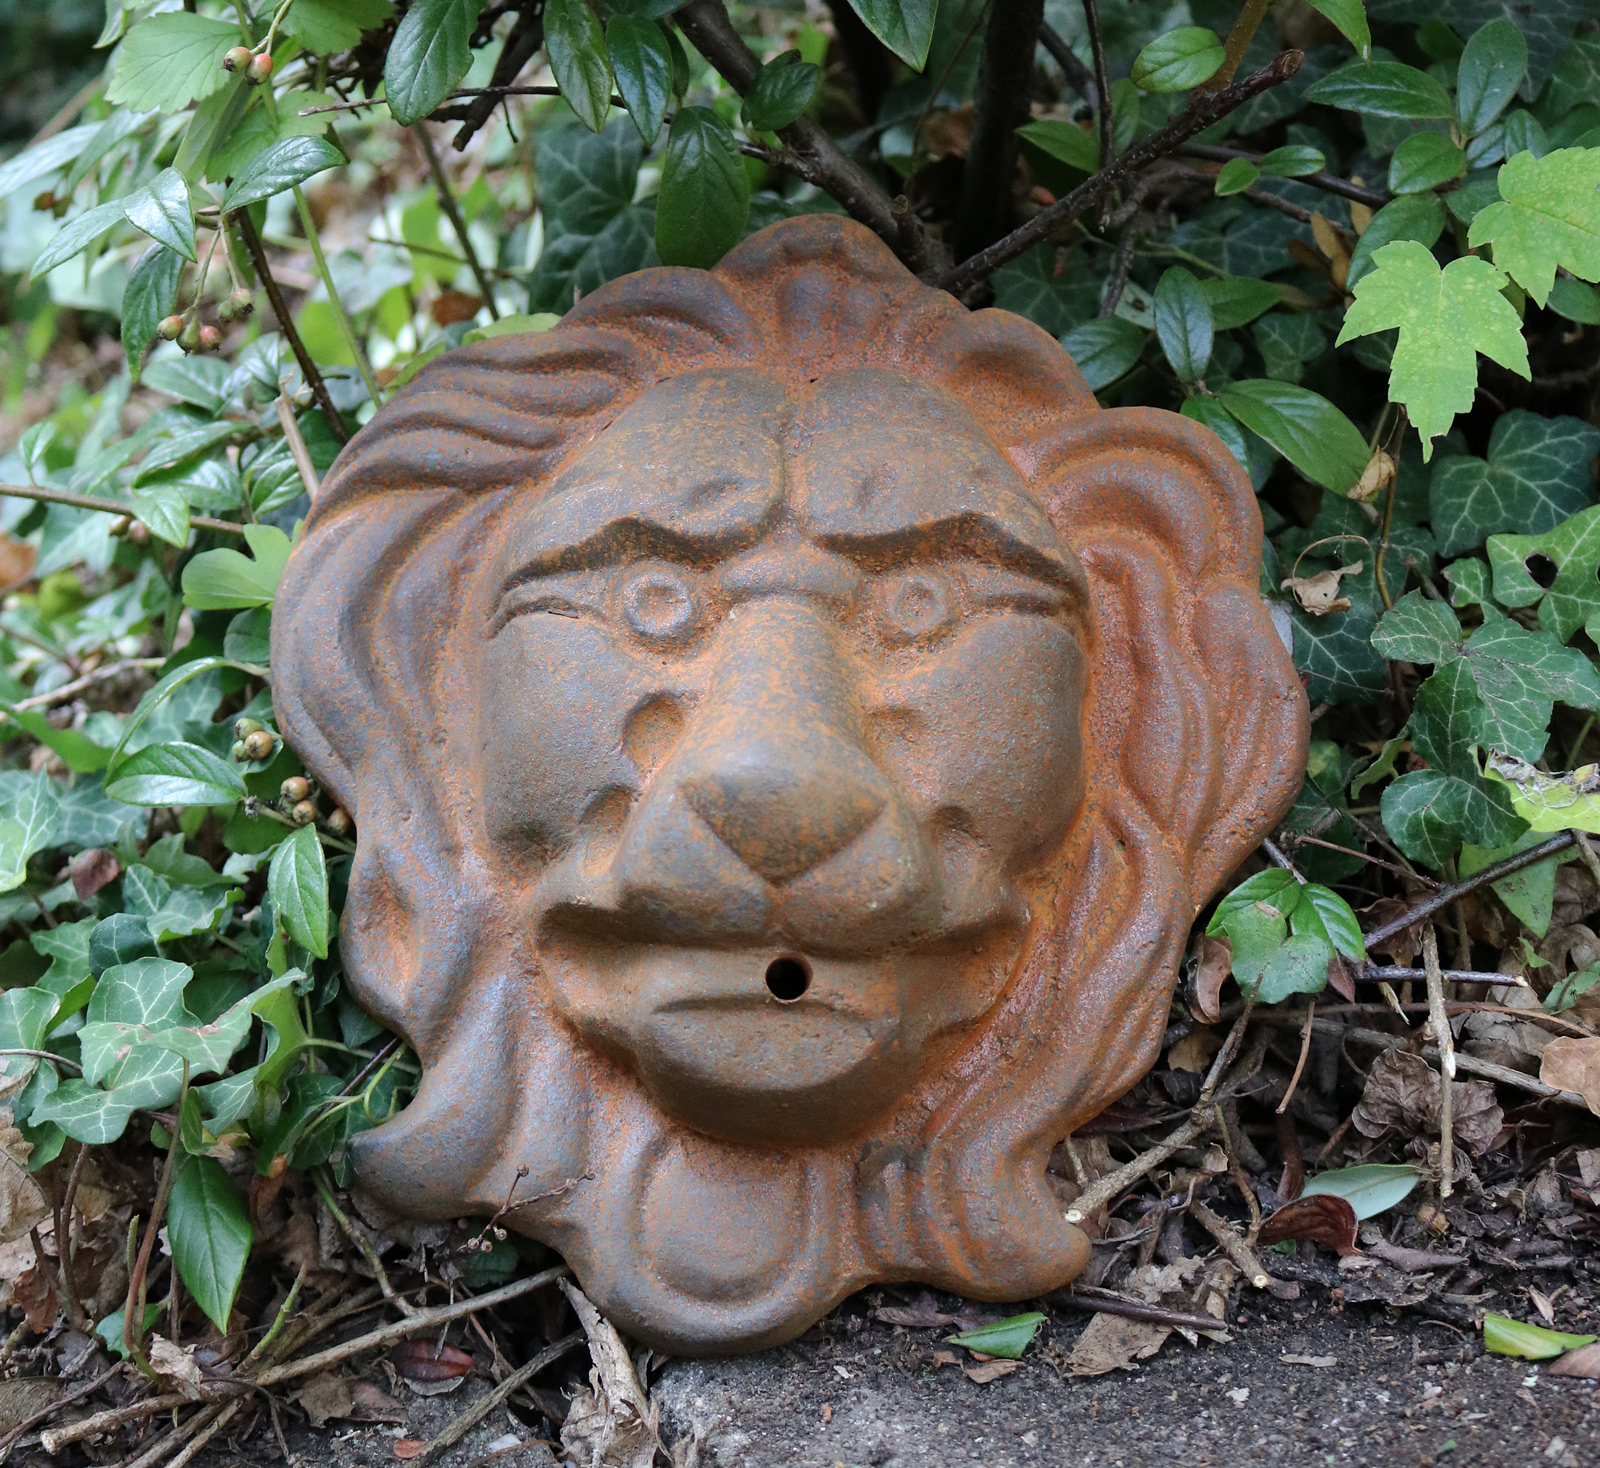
[292,1371,356,1428]
[1551,1343,1600,1378]
[962,1359,1018,1384]
[1281,561,1363,616]
[13,1260,57,1334]
[558,1279,659,1468]
[349,1380,407,1422]
[872,1297,961,1329]
[1363,898,1422,965]
[1168,1029,1221,1074]
[391,1338,474,1381]
[1349,449,1395,504]
[1351,1049,1504,1153]
[1258,1194,1359,1256]
[69,847,120,900]
[1192,934,1231,1022]
[149,1335,207,1400]
[0,531,35,589]
[431,290,482,326]
[1539,1036,1600,1115]
[0,1109,48,1245]
[1067,1313,1171,1376]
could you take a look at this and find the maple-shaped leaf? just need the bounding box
[1467,148,1600,307]
[1335,241,1529,460]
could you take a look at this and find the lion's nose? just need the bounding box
[683,750,884,881]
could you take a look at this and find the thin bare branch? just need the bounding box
[416,126,500,318]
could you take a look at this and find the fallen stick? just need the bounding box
[406,1331,585,1465]
[1190,1199,1271,1290]
[1046,1287,1230,1334]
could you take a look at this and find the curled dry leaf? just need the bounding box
[872,1296,961,1329]
[963,1359,1018,1384]
[1191,934,1232,1022]
[0,530,35,588]
[558,1279,660,1468]
[69,846,120,899]
[291,1371,356,1428]
[149,1335,207,1401]
[1282,561,1363,616]
[1539,1036,1600,1115]
[1349,449,1396,504]
[1168,1029,1221,1074]
[391,1338,475,1381]
[1352,1049,1504,1154]
[1362,897,1423,965]
[0,1109,48,1245]
[1551,1342,1600,1378]
[1257,1193,1359,1256]
[13,1260,58,1334]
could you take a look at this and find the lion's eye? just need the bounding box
[876,568,956,645]
[619,566,701,644]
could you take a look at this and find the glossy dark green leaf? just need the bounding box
[608,15,672,144]
[845,0,935,70]
[1060,317,1145,390]
[1181,397,1250,468]
[546,0,614,133]
[741,52,822,133]
[1387,132,1466,195]
[1131,28,1224,93]
[1456,18,1527,135]
[1345,192,1445,288]
[384,0,483,127]
[268,826,329,959]
[1215,157,1259,195]
[655,107,749,270]
[105,743,246,808]
[120,245,185,380]
[1198,276,1284,329]
[1259,145,1326,177]
[30,200,127,282]
[1306,0,1369,59]
[1216,380,1368,492]
[123,167,195,261]
[1017,120,1098,173]
[168,1156,252,1331]
[221,136,346,212]
[1306,61,1453,120]
[1153,266,1213,382]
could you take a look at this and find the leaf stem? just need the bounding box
[414,125,500,318]
[1080,0,1114,176]
[292,185,382,407]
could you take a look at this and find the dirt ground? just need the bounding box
[229,1290,1600,1468]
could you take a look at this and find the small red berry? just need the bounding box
[247,53,274,85]
[326,808,352,835]
[242,730,276,761]
[197,324,223,352]
[280,776,312,802]
[157,314,185,341]
[290,799,317,826]
[223,46,253,74]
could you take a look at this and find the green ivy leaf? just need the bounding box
[1380,767,1525,866]
[1429,410,1600,556]
[1215,379,1369,492]
[1198,276,1283,329]
[268,826,329,959]
[609,15,673,144]
[384,0,483,127]
[121,245,184,380]
[741,51,822,133]
[1305,61,1453,119]
[105,742,247,808]
[1387,132,1466,194]
[1456,18,1527,135]
[655,107,749,270]
[221,136,346,212]
[1152,266,1212,382]
[1336,240,1529,459]
[182,525,293,610]
[0,776,61,893]
[546,0,614,133]
[1060,318,1145,391]
[1488,504,1600,643]
[105,12,236,115]
[1132,28,1224,93]
[1467,147,1600,306]
[845,0,935,70]
[29,200,127,283]
[168,1155,252,1332]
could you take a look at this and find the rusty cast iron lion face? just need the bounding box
[272,216,1306,1355]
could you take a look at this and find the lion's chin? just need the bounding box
[537,938,1018,1146]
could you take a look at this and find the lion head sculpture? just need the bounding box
[272,215,1306,1355]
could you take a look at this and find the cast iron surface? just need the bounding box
[271,215,1307,1355]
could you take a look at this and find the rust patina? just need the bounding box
[272,215,1307,1355]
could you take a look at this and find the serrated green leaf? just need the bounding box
[1215,380,1369,492]
[105,12,236,115]
[1153,266,1212,381]
[1429,410,1600,556]
[285,0,394,55]
[1295,884,1367,961]
[1457,18,1527,135]
[123,168,194,261]
[1483,1313,1597,1360]
[655,107,749,270]
[741,51,821,134]
[1061,317,1145,390]
[1306,61,1452,119]
[1336,240,1529,459]
[1301,1163,1422,1219]
[945,1312,1044,1360]
[1132,28,1224,93]
[221,136,346,212]
[1387,132,1465,194]
[845,0,935,70]
[168,1156,251,1331]
[1017,120,1098,173]
[609,15,673,144]
[546,0,613,133]
[105,742,246,808]
[384,0,483,127]
[268,826,328,959]
[1468,147,1600,306]
[121,245,184,379]
[142,355,230,415]
[182,524,293,610]
[29,200,127,283]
